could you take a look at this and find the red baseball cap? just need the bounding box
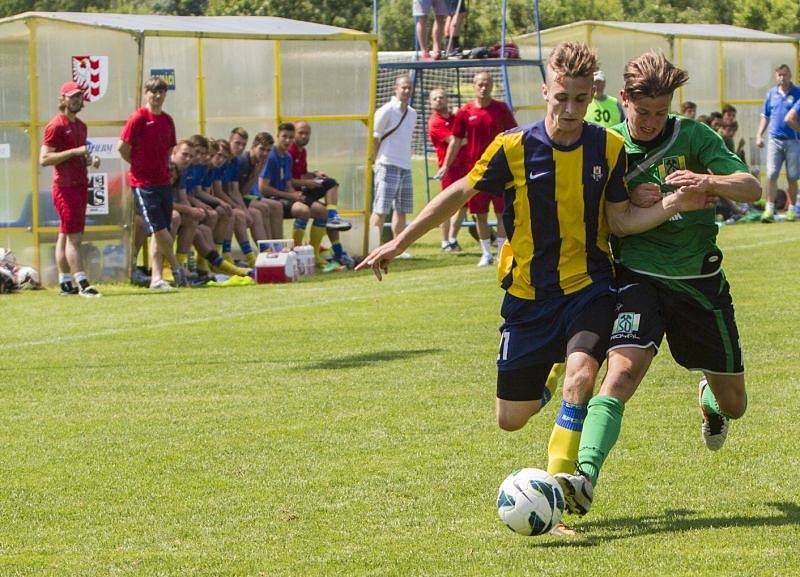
[60,81,84,97]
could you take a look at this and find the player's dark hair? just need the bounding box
[144,76,169,93]
[722,104,737,115]
[623,52,688,100]
[188,134,209,149]
[253,132,274,148]
[278,122,295,134]
[230,126,248,141]
[681,101,696,111]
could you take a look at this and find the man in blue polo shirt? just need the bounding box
[755,64,800,222]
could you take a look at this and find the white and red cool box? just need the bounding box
[254,251,297,283]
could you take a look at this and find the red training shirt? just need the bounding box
[42,113,88,188]
[120,107,177,188]
[287,143,307,180]
[452,100,517,168]
[428,110,470,188]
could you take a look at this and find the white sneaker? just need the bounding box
[477,254,495,267]
[554,471,594,516]
[397,251,413,259]
[149,280,176,291]
[699,377,729,451]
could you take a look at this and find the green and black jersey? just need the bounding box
[609,116,748,279]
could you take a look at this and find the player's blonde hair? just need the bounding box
[623,52,688,99]
[546,42,597,81]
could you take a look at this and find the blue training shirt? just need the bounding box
[221,157,238,185]
[261,147,293,193]
[184,164,208,194]
[202,166,223,188]
[762,83,800,140]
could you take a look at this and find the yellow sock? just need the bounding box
[310,224,326,264]
[546,401,588,476]
[292,227,305,247]
[215,243,223,255]
[223,252,234,263]
[544,363,565,404]
[176,253,188,267]
[246,252,257,267]
[214,259,248,277]
[196,256,209,274]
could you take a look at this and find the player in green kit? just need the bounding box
[555,52,761,517]
[584,70,625,128]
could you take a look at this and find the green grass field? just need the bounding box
[1,222,799,577]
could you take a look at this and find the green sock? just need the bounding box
[578,395,625,486]
[701,382,723,416]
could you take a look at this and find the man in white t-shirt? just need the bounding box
[370,75,417,256]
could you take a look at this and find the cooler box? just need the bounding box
[254,251,297,283]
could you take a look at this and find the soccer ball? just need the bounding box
[496,468,564,536]
[14,266,41,290]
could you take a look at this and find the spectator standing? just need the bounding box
[584,70,624,128]
[40,81,102,297]
[428,87,469,251]
[756,64,800,222]
[444,0,467,58]
[118,76,187,289]
[437,70,517,267]
[413,0,448,61]
[370,75,417,257]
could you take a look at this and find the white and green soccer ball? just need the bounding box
[496,468,564,536]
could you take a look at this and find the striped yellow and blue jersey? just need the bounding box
[467,120,628,301]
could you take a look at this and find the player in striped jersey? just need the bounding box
[359,42,715,533]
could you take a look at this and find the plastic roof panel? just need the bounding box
[533,20,794,42]
[1,12,373,39]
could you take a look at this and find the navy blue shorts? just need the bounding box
[447,0,467,14]
[497,280,616,371]
[133,185,173,234]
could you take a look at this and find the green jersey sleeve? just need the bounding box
[691,120,748,175]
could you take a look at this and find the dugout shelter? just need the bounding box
[516,21,799,176]
[0,12,377,285]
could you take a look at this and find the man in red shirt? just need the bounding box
[118,76,188,290]
[428,88,469,252]
[288,121,353,271]
[437,71,517,266]
[40,81,102,297]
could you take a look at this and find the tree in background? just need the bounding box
[1,0,797,44]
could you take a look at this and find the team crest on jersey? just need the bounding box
[657,155,686,180]
[611,312,641,339]
[72,56,109,102]
[591,165,604,182]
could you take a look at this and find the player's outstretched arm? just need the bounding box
[664,170,761,204]
[356,176,477,280]
[606,185,715,238]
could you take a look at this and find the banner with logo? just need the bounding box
[72,55,109,102]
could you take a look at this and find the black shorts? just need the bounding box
[447,0,467,14]
[133,185,173,234]
[300,177,338,205]
[496,281,616,402]
[609,266,744,374]
[268,197,296,219]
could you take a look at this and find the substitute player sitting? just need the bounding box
[358,42,714,535]
[555,52,761,519]
[259,122,329,265]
